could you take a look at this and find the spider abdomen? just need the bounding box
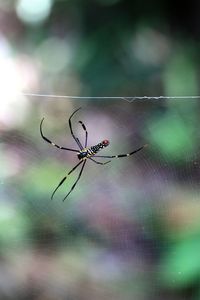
[90,144,103,153]
[78,142,109,160]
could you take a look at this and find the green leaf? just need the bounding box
[147,112,195,162]
[159,238,200,288]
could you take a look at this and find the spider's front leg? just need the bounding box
[51,160,83,200]
[62,160,86,201]
[79,120,88,148]
[40,118,79,152]
[68,108,83,150]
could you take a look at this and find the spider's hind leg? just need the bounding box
[89,158,111,165]
[94,144,147,159]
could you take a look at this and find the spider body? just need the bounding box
[78,140,110,160]
[40,107,147,201]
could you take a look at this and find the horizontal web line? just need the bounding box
[21,93,200,101]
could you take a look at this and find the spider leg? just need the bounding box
[89,158,111,165]
[51,160,83,200]
[63,160,86,202]
[79,120,88,148]
[94,144,148,159]
[40,118,79,152]
[69,107,83,150]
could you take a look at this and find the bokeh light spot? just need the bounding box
[35,37,72,73]
[132,28,170,65]
[16,0,53,25]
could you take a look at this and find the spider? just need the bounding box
[40,108,147,201]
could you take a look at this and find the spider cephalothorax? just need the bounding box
[40,107,147,201]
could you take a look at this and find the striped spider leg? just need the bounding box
[93,144,148,159]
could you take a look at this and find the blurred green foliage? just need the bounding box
[160,238,200,288]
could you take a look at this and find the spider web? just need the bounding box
[0,97,199,299]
